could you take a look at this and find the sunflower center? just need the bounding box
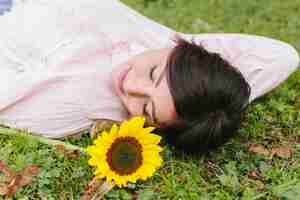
[106,136,143,175]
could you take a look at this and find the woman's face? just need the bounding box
[111,48,177,127]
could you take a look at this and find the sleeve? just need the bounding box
[180,33,300,102]
[0,0,77,74]
[0,74,93,138]
[0,0,175,74]
[0,0,77,113]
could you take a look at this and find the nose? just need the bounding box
[123,75,152,97]
[125,84,150,97]
[125,84,152,98]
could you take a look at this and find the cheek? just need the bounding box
[155,81,178,127]
[158,122,169,128]
[159,110,177,127]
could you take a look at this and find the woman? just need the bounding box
[0,0,299,152]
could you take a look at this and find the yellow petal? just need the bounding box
[141,126,155,133]
[109,124,119,135]
[88,158,98,166]
[96,173,105,179]
[143,144,163,152]
[127,116,145,133]
[119,120,130,135]
[140,133,161,145]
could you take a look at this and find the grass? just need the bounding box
[1,0,300,199]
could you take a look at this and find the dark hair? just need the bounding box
[162,37,251,153]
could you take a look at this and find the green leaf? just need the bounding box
[272,181,300,200]
[138,189,156,200]
[218,162,240,192]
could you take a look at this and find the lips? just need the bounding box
[116,65,131,96]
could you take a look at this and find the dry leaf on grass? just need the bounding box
[270,147,293,159]
[249,144,270,157]
[0,161,40,197]
[248,144,293,159]
[80,177,114,200]
[80,177,103,200]
[247,171,261,179]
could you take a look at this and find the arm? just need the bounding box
[180,33,300,101]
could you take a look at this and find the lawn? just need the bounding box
[0,0,300,199]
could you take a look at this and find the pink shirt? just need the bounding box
[0,0,299,137]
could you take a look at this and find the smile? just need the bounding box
[118,66,132,96]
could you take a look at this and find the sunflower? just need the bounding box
[86,116,163,187]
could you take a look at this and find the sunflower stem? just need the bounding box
[91,182,115,200]
[0,127,86,153]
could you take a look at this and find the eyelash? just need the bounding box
[143,103,150,119]
[145,66,157,120]
[150,66,157,81]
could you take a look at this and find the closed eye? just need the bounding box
[149,65,157,81]
[143,102,151,121]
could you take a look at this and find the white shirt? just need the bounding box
[0,0,299,137]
